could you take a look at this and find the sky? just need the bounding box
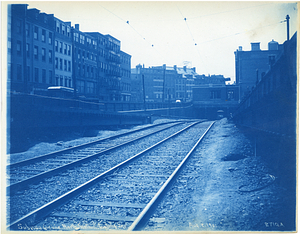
[10,1,299,83]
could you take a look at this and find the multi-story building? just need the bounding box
[9,4,55,94]
[131,64,200,103]
[54,18,72,88]
[120,51,131,102]
[234,40,283,100]
[9,4,132,102]
[72,25,98,98]
[86,32,123,101]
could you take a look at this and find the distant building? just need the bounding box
[234,40,283,100]
[54,17,72,88]
[131,64,197,103]
[72,25,98,98]
[9,4,55,93]
[120,51,131,102]
[8,4,132,101]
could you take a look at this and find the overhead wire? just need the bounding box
[100,4,167,63]
[176,4,208,74]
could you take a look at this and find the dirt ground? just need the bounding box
[6,118,296,232]
[148,118,296,232]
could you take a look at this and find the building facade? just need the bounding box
[72,25,98,98]
[131,64,229,103]
[120,51,132,102]
[9,4,55,94]
[54,18,72,88]
[9,4,131,102]
[234,41,283,100]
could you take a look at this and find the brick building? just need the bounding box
[234,40,283,100]
[9,4,55,93]
[54,17,72,88]
[131,64,200,103]
[8,4,132,101]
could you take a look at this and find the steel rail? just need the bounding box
[7,122,185,195]
[8,121,200,230]
[128,121,215,231]
[8,121,183,169]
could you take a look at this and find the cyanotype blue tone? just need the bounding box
[5,2,297,232]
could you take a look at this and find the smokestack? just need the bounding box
[286,15,290,41]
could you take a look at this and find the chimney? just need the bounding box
[251,42,260,51]
[192,67,196,72]
[173,65,177,71]
[238,46,243,51]
[183,66,186,72]
[75,24,79,30]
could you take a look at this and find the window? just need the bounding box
[49,32,53,44]
[67,27,70,37]
[49,70,53,84]
[56,21,60,33]
[80,34,85,44]
[25,23,30,37]
[34,68,39,82]
[34,46,38,60]
[64,76,68,87]
[26,66,30,81]
[42,29,46,42]
[49,50,53,63]
[26,43,30,57]
[62,24,65,35]
[55,40,58,52]
[60,58,63,70]
[55,58,58,69]
[227,90,235,100]
[55,75,59,85]
[64,43,67,54]
[60,76,63,86]
[42,69,46,83]
[16,41,21,56]
[34,26,38,40]
[59,42,63,53]
[67,45,71,56]
[17,64,22,80]
[64,60,67,71]
[68,61,71,72]
[42,48,46,61]
[16,20,21,34]
[210,90,221,99]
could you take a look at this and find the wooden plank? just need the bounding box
[74,201,146,209]
[117,174,169,178]
[51,212,137,222]
[99,189,157,196]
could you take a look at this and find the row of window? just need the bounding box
[16,64,53,84]
[55,21,71,37]
[55,58,72,72]
[25,23,53,44]
[76,49,97,61]
[16,41,54,63]
[55,75,72,87]
[55,40,71,55]
[77,80,95,94]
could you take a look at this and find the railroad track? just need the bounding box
[8,121,214,231]
[7,121,184,193]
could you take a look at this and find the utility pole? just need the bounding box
[162,65,166,102]
[142,74,146,110]
[286,15,290,41]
